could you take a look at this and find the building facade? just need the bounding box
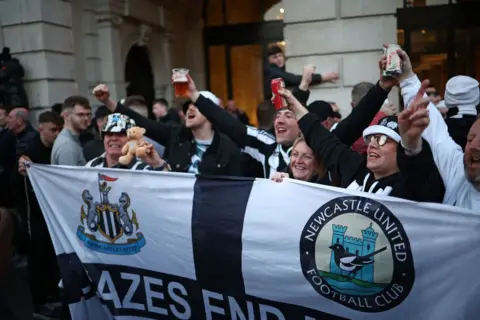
[0,0,477,125]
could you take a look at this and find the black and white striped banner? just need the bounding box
[27,164,480,320]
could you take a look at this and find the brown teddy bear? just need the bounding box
[119,126,148,165]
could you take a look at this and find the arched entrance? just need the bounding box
[203,0,283,126]
[125,45,155,117]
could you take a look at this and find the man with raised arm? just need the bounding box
[399,50,480,210]
[188,59,397,179]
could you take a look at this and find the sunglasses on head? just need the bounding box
[365,134,390,146]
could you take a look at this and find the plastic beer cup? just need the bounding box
[172,68,189,98]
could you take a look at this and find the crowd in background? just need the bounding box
[0,44,479,320]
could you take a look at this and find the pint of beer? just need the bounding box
[172,68,189,97]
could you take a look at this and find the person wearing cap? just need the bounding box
[399,50,480,210]
[83,105,111,161]
[93,85,244,176]
[441,75,479,150]
[85,113,168,171]
[188,58,399,179]
[264,45,339,100]
[307,100,337,130]
[281,85,444,202]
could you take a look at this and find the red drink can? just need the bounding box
[271,78,288,110]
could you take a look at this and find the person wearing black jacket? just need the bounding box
[16,111,63,319]
[264,45,339,99]
[284,87,445,202]
[93,84,244,177]
[187,60,393,179]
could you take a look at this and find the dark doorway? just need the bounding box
[397,1,480,95]
[125,45,155,117]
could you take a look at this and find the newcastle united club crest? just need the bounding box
[76,173,146,255]
[300,196,415,312]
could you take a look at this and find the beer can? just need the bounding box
[383,44,402,77]
[271,78,288,110]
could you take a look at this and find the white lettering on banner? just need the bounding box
[300,196,415,313]
[259,304,285,320]
[121,273,145,311]
[98,270,122,309]
[228,296,255,320]
[97,270,190,318]
[168,282,192,319]
[203,290,226,320]
[144,276,168,315]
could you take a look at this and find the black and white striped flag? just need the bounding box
[27,164,480,320]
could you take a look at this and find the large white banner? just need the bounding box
[27,163,480,320]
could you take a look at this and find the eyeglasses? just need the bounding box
[426,92,439,97]
[73,112,92,118]
[365,134,389,146]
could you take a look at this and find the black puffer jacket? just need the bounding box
[114,104,244,177]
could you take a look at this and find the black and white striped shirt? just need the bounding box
[242,127,291,179]
[85,153,153,171]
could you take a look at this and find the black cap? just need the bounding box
[95,105,111,119]
[182,100,193,114]
[363,115,401,143]
[377,116,399,134]
[307,100,335,122]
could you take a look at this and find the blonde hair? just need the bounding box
[290,136,326,179]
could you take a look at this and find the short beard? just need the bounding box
[465,169,480,191]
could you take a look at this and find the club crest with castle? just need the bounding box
[76,173,146,255]
[300,196,415,313]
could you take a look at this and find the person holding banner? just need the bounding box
[399,49,480,210]
[85,113,169,171]
[271,136,340,186]
[279,82,445,202]
[92,85,244,177]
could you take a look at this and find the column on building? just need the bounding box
[0,0,77,123]
[282,0,399,117]
[96,12,125,101]
[70,0,102,105]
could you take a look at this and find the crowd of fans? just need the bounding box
[0,45,479,319]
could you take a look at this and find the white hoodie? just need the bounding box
[400,75,480,211]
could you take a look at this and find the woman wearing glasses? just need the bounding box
[278,87,445,203]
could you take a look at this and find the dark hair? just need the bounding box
[333,111,342,119]
[94,105,111,119]
[257,101,276,129]
[267,45,283,56]
[123,95,146,108]
[153,98,168,108]
[63,95,91,111]
[51,103,63,115]
[38,111,64,126]
[351,82,375,107]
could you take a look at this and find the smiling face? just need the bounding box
[365,134,398,178]
[274,109,300,146]
[290,140,317,181]
[104,132,128,159]
[268,53,285,68]
[185,104,208,129]
[464,120,480,188]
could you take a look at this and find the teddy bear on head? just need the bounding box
[119,126,148,165]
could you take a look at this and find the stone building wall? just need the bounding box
[0,0,205,125]
[282,0,399,117]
